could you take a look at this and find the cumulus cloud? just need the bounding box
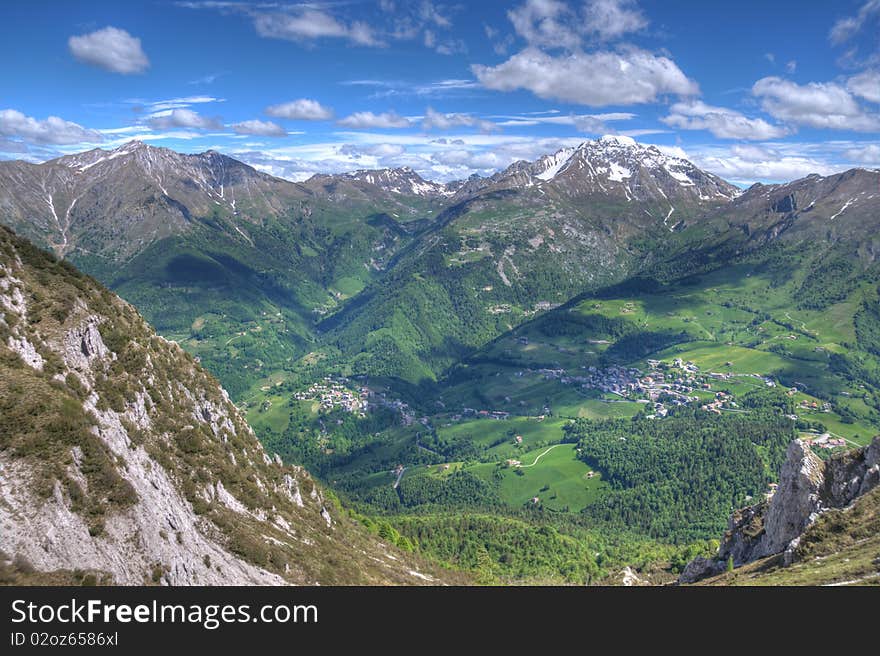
[423,107,498,132]
[182,0,460,54]
[507,0,646,49]
[830,0,880,43]
[701,155,834,184]
[687,144,836,184]
[147,108,222,130]
[847,70,880,103]
[384,0,461,53]
[419,27,464,54]
[844,143,880,164]
[230,119,286,137]
[752,76,880,131]
[265,99,334,121]
[473,47,698,106]
[583,0,648,41]
[0,109,104,145]
[662,100,789,140]
[508,0,581,49]
[676,140,880,184]
[337,111,412,129]
[254,9,384,47]
[68,27,149,74]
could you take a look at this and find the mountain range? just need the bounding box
[2,137,879,585]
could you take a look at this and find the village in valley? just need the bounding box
[287,357,849,452]
[290,377,418,424]
[293,378,370,416]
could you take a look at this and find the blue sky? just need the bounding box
[0,0,878,184]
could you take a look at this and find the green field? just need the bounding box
[469,444,607,512]
[436,415,568,456]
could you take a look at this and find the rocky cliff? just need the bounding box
[680,436,880,583]
[0,225,449,585]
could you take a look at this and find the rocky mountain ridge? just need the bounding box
[0,225,449,585]
[473,136,740,209]
[335,166,451,198]
[0,140,312,261]
[680,436,880,584]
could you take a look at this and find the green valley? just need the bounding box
[3,139,880,584]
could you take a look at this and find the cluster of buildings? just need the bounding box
[802,433,847,449]
[293,378,368,416]
[700,391,738,415]
[449,408,511,422]
[797,398,832,413]
[292,378,423,425]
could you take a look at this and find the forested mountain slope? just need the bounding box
[0,225,454,585]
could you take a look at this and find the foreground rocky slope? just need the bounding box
[0,226,451,585]
[680,436,880,585]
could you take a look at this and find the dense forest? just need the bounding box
[569,403,795,542]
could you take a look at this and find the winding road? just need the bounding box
[518,443,565,468]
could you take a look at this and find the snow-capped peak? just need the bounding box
[343,167,451,197]
[484,136,739,203]
[534,147,578,181]
[598,134,637,146]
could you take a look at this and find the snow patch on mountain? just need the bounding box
[344,167,451,197]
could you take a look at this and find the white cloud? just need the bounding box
[700,155,834,184]
[507,0,646,49]
[844,143,880,164]
[508,0,581,49]
[491,111,634,133]
[0,109,104,145]
[0,137,29,153]
[189,72,222,85]
[253,9,384,47]
[349,21,384,47]
[847,70,880,103]
[662,100,789,140]
[423,107,498,132]
[685,144,836,184]
[339,143,407,159]
[147,108,222,130]
[226,130,594,183]
[227,132,875,187]
[753,76,880,131]
[785,60,797,74]
[266,99,334,121]
[342,78,479,99]
[68,27,149,74]
[134,96,224,116]
[681,140,880,184]
[418,1,452,28]
[337,111,412,129]
[434,38,466,55]
[583,0,648,41]
[181,0,461,54]
[230,119,286,137]
[830,0,880,43]
[473,47,698,106]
